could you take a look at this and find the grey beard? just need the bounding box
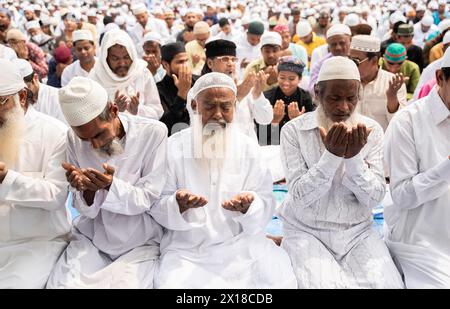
[94,137,124,158]
[316,104,361,132]
[0,96,25,166]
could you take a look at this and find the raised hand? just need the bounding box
[237,71,256,101]
[82,163,115,192]
[287,102,305,120]
[127,92,140,115]
[114,90,129,112]
[264,66,278,85]
[222,192,255,214]
[143,53,160,75]
[319,123,350,157]
[251,71,269,99]
[173,63,192,100]
[344,124,372,159]
[272,99,286,124]
[386,73,404,98]
[176,189,208,214]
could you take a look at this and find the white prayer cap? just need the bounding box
[439,19,450,33]
[12,58,33,78]
[443,31,450,45]
[25,20,40,30]
[317,56,360,82]
[421,15,434,27]
[143,32,162,45]
[87,9,97,17]
[0,59,26,97]
[59,77,108,127]
[241,15,251,25]
[345,13,360,27]
[103,22,120,34]
[390,12,407,24]
[72,30,93,43]
[326,24,351,39]
[131,3,147,15]
[416,4,427,11]
[296,20,313,38]
[439,0,447,5]
[190,72,237,100]
[350,35,381,52]
[24,5,34,12]
[114,15,126,26]
[193,21,210,34]
[260,31,282,47]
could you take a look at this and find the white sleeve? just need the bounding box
[281,124,343,208]
[247,93,274,125]
[385,112,450,210]
[138,70,164,120]
[342,125,386,209]
[0,132,68,211]
[60,66,71,87]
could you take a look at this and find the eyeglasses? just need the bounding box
[215,56,238,63]
[350,57,369,67]
[0,95,13,106]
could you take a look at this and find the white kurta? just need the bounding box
[236,34,262,75]
[412,58,442,102]
[279,111,404,288]
[151,128,297,289]
[384,88,450,288]
[234,93,273,141]
[129,19,170,56]
[61,58,98,87]
[358,68,407,131]
[0,106,70,288]
[47,114,167,288]
[33,83,67,125]
[0,44,18,61]
[413,23,438,49]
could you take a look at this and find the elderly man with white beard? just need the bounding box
[278,56,404,289]
[89,29,163,120]
[0,59,70,288]
[150,72,297,289]
[46,77,167,288]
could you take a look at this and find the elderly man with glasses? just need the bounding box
[349,36,407,131]
[381,43,420,101]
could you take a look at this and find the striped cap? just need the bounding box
[384,43,407,63]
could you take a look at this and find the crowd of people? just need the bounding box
[0,0,449,289]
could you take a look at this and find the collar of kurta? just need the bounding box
[293,110,319,131]
[428,88,450,125]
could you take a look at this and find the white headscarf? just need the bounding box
[89,29,148,99]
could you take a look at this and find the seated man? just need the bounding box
[0,59,70,288]
[89,29,163,120]
[279,56,404,288]
[384,48,450,288]
[47,77,167,288]
[151,73,297,288]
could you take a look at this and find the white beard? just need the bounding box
[93,137,124,158]
[0,96,25,166]
[316,104,361,132]
[191,113,231,165]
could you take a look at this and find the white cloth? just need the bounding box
[0,44,18,61]
[236,33,262,73]
[34,83,67,125]
[413,23,439,48]
[0,106,70,288]
[47,114,167,288]
[61,58,98,87]
[384,88,450,288]
[359,68,407,131]
[234,93,273,141]
[129,18,170,55]
[310,44,328,71]
[278,111,404,288]
[412,58,442,101]
[151,128,297,288]
[89,29,163,120]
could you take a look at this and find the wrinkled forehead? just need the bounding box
[195,87,236,103]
